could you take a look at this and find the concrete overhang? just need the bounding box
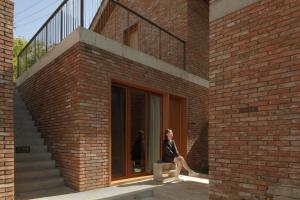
[210,0,260,22]
[16,28,209,89]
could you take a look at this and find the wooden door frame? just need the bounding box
[110,79,187,182]
[169,95,188,159]
[111,80,165,181]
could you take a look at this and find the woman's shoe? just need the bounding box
[174,176,183,182]
[189,171,200,177]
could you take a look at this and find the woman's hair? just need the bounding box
[164,129,172,140]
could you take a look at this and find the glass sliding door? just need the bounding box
[111,86,126,179]
[111,84,162,179]
[130,90,146,174]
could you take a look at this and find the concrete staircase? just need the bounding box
[14,90,74,199]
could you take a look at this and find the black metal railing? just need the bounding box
[94,0,186,69]
[17,0,186,78]
[17,0,102,77]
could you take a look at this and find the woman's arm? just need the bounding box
[163,142,175,157]
[172,141,180,157]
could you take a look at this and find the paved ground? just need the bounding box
[17,175,209,200]
[145,176,209,200]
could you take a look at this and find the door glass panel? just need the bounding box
[130,90,146,174]
[147,95,161,172]
[111,86,126,178]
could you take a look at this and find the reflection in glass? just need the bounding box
[111,86,126,178]
[131,91,146,174]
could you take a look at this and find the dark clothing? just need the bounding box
[162,139,179,163]
[131,135,144,161]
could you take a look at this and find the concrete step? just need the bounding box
[15,152,51,162]
[15,160,56,171]
[15,176,64,193]
[15,138,44,146]
[14,101,27,106]
[14,98,25,102]
[14,119,35,127]
[14,117,34,124]
[14,104,27,109]
[14,126,38,132]
[14,120,35,127]
[18,144,47,153]
[14,109,30,115]
[14,114,32,119]
[15,131,41,138]
[15,168,60,181]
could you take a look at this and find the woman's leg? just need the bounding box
[174,159,182,178]
[176,156,192,173]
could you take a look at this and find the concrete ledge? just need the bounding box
[16,27,209,89]
[210,0,260,21]
[16,30,80,86]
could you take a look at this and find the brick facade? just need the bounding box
[209,0,300,199]
[94,0,209,79]
[0,0,14,199]
[18,41,208,190]
[18,45,83,190]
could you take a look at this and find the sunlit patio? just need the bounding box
[17,175,209,200]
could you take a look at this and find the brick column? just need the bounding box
[0,0,14,199]
[209,0,300,199]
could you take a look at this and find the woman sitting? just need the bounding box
[162,129,199,180]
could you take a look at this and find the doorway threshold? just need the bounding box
[111,175,154,186]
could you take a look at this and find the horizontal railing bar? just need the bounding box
[111,0,185,44]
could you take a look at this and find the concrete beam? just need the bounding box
[210,0,260,21]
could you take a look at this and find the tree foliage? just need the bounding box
[13,37,27,81]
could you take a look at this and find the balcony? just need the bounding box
[17,0,186,78]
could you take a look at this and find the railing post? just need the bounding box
[46,25,48,52]
[34,39,37,62]
[80,0,84,27]
[17,55,20,78]
[61,9,63,40]
[25,49,28,70]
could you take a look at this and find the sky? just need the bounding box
[14,0,102,40]
[14,0,63,40]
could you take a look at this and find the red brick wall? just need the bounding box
[209,0,300,199]
[93,0,208,79]
[0,0,14,199]
[78,42,209,173]
[18,40,208,190]
[18,46,83,190]
[187,0,209,79]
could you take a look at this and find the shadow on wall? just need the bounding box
[187,122,208,174]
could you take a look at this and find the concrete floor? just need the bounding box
[17,175,209,200]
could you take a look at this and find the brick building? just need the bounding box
[209,0,300,199]
[0,0,14,199]
[14,0,209,195]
